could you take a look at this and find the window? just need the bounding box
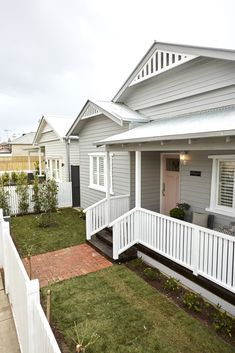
[47,159,62,181]
[207,155,235,217]
[89,153,113,193]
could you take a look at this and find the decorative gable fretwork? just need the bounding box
[130,50,197,86]
[82,104,100,119]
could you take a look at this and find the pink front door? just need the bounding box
[162,154,180,215]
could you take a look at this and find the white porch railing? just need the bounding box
[111,207,235,293]
[0,210,61,353]
[4,181,72,215]
[84,194,130,239]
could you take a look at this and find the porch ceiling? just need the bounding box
[95,106,235,146]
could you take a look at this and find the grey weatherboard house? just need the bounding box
[68,41,235,314]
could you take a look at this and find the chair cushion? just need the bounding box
[192,212,208,228]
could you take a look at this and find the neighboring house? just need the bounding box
[0,132,39,174]
[69,41,235,312]
[0,141,11,154]
[33,116,79,186]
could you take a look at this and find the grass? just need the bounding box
[10,208,86,257]
[41,265,235,353]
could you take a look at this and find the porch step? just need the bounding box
[96,229,113,247]
[87,228,137,263]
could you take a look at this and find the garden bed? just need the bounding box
[10,208,86,257]
[41,265,234,353]
[126,259,235,346]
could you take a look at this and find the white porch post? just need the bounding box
[106,151,111,224]
[135,151,141,208]
[38,147,42,175]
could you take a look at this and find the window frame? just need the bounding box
[88,152,113,193]
[46,158,62,182]
[206,155,235,217]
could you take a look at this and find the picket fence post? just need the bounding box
[27,279,40,353]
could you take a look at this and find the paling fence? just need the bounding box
[4,181,72,215]
[0,210,61,353]
[111,207,235,293]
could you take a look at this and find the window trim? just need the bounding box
[46,158,62,182]
[88,152,113,193]
[206,155,235,217]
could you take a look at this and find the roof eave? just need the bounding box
[95,129,235,147]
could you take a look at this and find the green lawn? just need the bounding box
[10,208,86,257]
[41,265,235,353]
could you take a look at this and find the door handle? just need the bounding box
[162,182,165,196]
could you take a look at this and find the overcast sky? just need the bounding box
[0,0,235,141]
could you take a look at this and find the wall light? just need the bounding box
[180,151,188,165]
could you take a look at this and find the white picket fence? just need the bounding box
[0,210,61,353]
[4,181,72,215]
[111,207,235,293]
[84,194,130,239]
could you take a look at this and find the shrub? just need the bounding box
[183,292,202,312]
[16,172,29,214]
[1,172,10,186]
[38,179,58,226]
[177,202,190,211]
[213,305,235,337]
[32,176,41,213]
[131,257,143,268]
[164,277,180,291]
[0,186,10,216]
[11,171,19,185]
[169,207,185,220]
[143,267,159,280]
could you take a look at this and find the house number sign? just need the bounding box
[190,170,201,177]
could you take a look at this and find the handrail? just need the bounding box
[109,207,137,227]
[83,197,107,213]
[110,194,130,200]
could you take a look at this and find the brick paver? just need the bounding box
[23,243,112,287]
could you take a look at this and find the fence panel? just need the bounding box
[4,182,72,215]
[0,210,62,353]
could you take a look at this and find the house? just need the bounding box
[33,116,80,206]
[0,132,39,174]
[69,41,235,313]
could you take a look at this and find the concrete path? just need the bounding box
[0,275,21,353]
[23,243,112,287]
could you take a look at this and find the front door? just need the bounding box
[161,154,180,215]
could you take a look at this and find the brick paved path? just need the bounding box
[23,243,112,287]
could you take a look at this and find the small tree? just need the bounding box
[38,179,58,226]
[1,172,10,186]
[0,186,10,216]
[32,176,41,213]
[16,172,29,215]
[11,171,19,185]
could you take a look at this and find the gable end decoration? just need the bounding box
[130,49,197,86]
[81,104,100,119]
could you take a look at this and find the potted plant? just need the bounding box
[170,203,190,221]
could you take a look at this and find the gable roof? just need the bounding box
[113,41,235,102]
[96,106,235,146]
[67,99,149,136]
[10,132,36,145]
[34,116,74,144]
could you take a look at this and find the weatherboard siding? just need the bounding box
[129,150,234,227]
[79,115,130,209]
[39,130,58,143]
[122,57,235,119]
[69,140,80,166]
[44,140,68,181]
[130,151,160,212]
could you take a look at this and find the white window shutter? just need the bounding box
[218,161,235,208]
